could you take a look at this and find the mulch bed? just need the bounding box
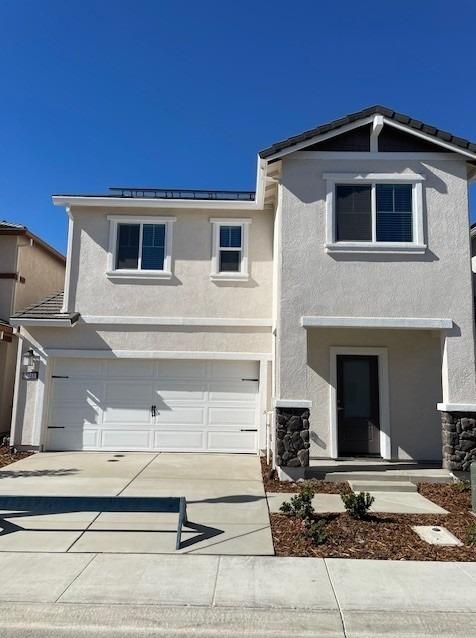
[269,476,476,561]
[0,445,32,469]
[260,457,350,494]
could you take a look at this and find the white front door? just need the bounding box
[46,358,259,453]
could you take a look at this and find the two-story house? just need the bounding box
[9,106,476,478]
[0,221,65,437]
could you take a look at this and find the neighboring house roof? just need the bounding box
[259,105,476,159]
[10,291,79,325]
[0,220,66,264]
[471,222,476,239]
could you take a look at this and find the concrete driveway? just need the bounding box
[0,452,273,555]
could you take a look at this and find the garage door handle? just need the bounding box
[241,378,259,382]
[47,426,65,429]
[240,428,257,432]
[151,405,157,417]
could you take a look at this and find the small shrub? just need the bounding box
[467,523,476,546]
[279,485,315,520]
[304,519,328,545]
[341,491,375,519]
[454,480,470,493]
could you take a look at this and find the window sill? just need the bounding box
[210,272,250,282]
[325,242,427,255]
[106,271,173,281]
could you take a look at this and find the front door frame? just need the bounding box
[330,347,391,460]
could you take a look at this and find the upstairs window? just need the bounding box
[210,218,251,280]
[107,216,175,279]
[219,225,242,272]
[325,173,425,254]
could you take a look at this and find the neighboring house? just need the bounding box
[9,106,476,477]
[0,221,65,436]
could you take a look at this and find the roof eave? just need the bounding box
[10,313,80,328]
[259,113,476,162]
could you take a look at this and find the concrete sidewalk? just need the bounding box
[0,553,475,637]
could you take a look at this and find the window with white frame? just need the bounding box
[210,218,251,279]
[107,216,175,278]
[324,173,425,253]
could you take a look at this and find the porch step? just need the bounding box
[349,480,418,493]
[317,471,451,484]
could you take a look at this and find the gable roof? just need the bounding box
[0,220,66,264]
[259,105,476,159]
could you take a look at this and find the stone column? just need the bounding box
[275,406,310,481]
[441,411,476,472]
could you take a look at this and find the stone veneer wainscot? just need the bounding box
[275,407,310,468]
[441,411,476,471]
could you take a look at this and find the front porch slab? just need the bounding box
[267,491,448,514]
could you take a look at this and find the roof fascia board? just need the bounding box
[10,318,76,327]
[262,116,375,161]
[382,117,476,160]
[290,151,464,160]
[52,196,266,210]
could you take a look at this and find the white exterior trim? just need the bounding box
[302,316,453,330]
[437,403,476,412]
[80,315,272,327]
[44,349,273,361]
[61,207,74,313]
[210,218,251,280]
[370,115,384,152]
[290,151,464,160]
[10,318,77,327]
[322,172,426,182]
[52,197,265,210]
[330,346,391,460]
[324,172,425,251]
[106,215,176,278]
[274,399,312,409]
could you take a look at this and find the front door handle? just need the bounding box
[151,405,157,418]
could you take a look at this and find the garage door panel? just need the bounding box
[101,429,152,449]
[106,360,155,378]
[105,382,154,405]
[51,381,103,407]
[153,430,204,450]
[209,360,257,380]
[157,360,206,379]
[207,431,257,452]
[208,382,258,402]
[53,359,106,379]
[208,407,256,426]
[50,405,100,427]
[47,427,99,451]
[47,358,259,452]
[156,380,206,401]
[155,406,206,426]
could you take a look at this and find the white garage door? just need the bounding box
[46,359,259,453]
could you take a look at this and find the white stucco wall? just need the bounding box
[277,157,476,408]
[68,206,273,319]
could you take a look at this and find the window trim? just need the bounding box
[106,215,176,279]
[323,173,426,254]
[209,218,251,280]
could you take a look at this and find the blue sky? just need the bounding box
[1,0,475,253]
